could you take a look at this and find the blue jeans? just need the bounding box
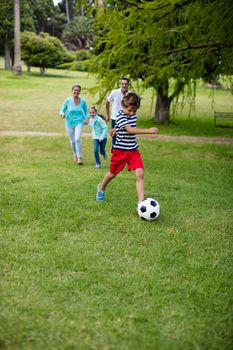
[66,124,83,158]
[93,138,107,165]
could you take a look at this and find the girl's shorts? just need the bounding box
[110,149,144,175]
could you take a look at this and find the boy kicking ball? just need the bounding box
[96,91,158,204]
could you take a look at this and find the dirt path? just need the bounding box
[0,130,233,144]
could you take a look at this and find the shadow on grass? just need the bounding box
[0,68,80,79]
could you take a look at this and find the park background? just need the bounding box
[1,1,233,350]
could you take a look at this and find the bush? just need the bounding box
[21,31,73,74]
[60,49,94,72]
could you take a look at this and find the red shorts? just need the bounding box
[110,149,144,175]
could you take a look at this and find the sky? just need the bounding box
[53,0,62,5]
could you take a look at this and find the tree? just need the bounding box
[0,0,35,69]
[61,16,94,50]
[21,31,73,74]
[58,0,77,21]
[13,0,22,75]
[65,0,70,23]
[0,0,13,69]
[0,0,68,71]
[29,0,64,34]
[88,0,233,124]
[0,0,34,70]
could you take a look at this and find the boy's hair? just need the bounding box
[122,91,141,110]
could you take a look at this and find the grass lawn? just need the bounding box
[0,59,233,349]
[0,58,233,138]
[0,134,233,350]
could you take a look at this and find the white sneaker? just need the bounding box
[94,164,101,169]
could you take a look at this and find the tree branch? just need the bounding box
[169,80,187,102]
[166,29,192,48]
[118,0,193,14]
[146,42,232,60]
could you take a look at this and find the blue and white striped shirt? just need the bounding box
[114,110,138,151]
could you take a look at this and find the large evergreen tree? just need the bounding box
[88,0,233,123]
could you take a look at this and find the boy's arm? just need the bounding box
[109,128,116,137]
[124,125,158,135]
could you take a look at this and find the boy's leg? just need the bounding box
[135,168,144,203]
[96,171,116,201]
[100,171,116,192]
[97,149,125,200]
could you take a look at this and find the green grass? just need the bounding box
[1,135,233,350]
[1,58,233,349]
[0,57,233,138]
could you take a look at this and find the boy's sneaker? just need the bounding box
[103,152,108,160]
[96,184,105,201]
[94,164,101,169]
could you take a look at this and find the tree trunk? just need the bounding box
[65,0,70,23]
[13,0,22,75]
[154,81,171,124]
[97,0,104,7]
[40,67,45,75]
[4,34,12,70]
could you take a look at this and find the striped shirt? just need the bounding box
[114,110,138,151]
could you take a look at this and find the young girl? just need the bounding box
[88,106,108,169]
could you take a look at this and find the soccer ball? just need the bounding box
[137,198,160,221]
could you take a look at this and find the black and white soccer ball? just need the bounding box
[137,198,160,221]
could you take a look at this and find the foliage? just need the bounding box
[21,31,73,74]
[60,48,94,71]
[87,0,233,123]
[0,0,67,71]
[28,0,66,37]
[0,0,35,56]
[58,0,78,21]
[0,0,35,38]
[61,15,94,50]
[74,48,92,61]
